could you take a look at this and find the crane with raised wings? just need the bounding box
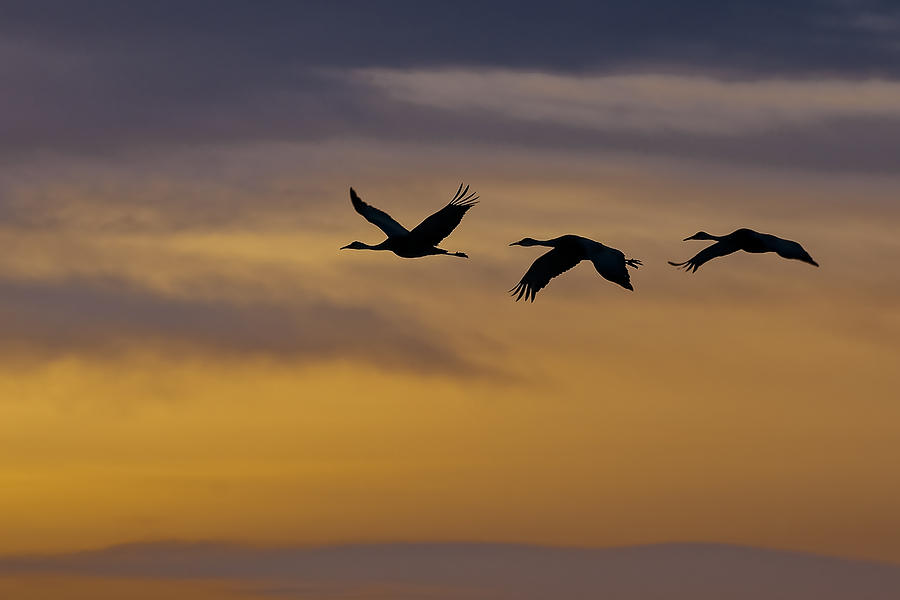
[341,184,478,258]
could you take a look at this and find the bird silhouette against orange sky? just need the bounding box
[509,235,642,302]
[341,184,478,258]
[670,228,819,272]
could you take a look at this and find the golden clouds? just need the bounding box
[0,141,898,563]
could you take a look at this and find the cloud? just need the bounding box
[2,542,900,599]
[354,69,900,135]
[324,68,900,173]
[1,0,900,173]
[851,10,900,33]
[2,1,898,75]
[4,34,900,173]
[0,37,361,157]
[0,277,480,375]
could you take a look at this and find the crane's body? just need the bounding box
[341,184,478,259]
[670,228,819,272]
[509,234,641,302]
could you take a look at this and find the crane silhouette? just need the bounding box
[341,184,478,258]
[509,235,642,302]
[669,228,819,272]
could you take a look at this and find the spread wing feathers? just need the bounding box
[510,247,584,302]
[590,248,637,291]
[349,187,409,237]
[669,241,739,273]
[408,183,479,247]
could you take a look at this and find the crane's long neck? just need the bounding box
[532,237,566,247]
[361,240,392,250]
[343,240,392,251]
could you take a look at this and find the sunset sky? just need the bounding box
[2,1,900,597]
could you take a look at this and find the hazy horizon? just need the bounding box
[4,540,900,599]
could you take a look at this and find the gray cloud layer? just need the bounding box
[2,542,899,599]
[2,1,900,172]
[0,277,478,374]
[3,1,898,75]
[359,70,900,135]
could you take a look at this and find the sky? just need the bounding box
[1,0,900,596]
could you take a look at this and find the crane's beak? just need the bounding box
[509,241,520,246]
[340,244,351,250]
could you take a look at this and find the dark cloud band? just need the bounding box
[0,277,480,374]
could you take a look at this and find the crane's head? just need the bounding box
[509,237,540,247]
[340,241,370,250]
[777,240,819,267]
[683,231,716,241]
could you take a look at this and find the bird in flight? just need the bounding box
[669,228,819,273]
[509,235,642,302]
[341,184,478,258]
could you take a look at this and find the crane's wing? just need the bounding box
[668,241,738,273]
[589,247,637,291]
[408,183,478,247]
[510,247,583,302]
[349,187,408,237]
